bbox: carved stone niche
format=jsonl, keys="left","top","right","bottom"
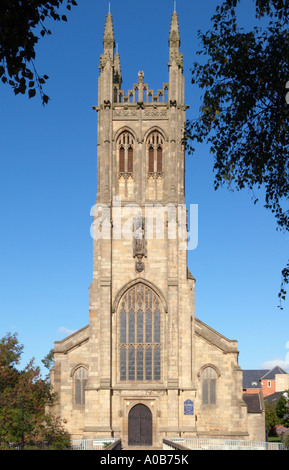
{"left": 133, "top": 215, "right": 147, "bottom": 273}
{"left": 133, "top": 215, "right": 147, "bottom": 259}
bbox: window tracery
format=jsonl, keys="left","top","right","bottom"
{"left": 117, "top": 131, "right": 134, "bottom": 178}
{"left": 202, "top": 366, "right": 217, "bottom": 405}
{"left": 73, "top": 366, "right": 88, "bottom": 405}
{"left": 147, "top": 131, "right": 164, "bottom": 178}
{"left": 118, "top": 283, "right": 162, "bottom": 382}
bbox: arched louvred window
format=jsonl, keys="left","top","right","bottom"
{"left": 157, "top": 146, "right": 162, "bottom": 172}
{"left": 128, "top": 146, "right": 133, "bottom": 173}
{"left": 147, "top": 131, "right": 164, "bottom": 176}
{"left": 118, "top": 283, "right": 162, "bottom": 382}
{"left": 74, "top": 367, "right": 88, "bottom": 405}
{"left": 119, "top": 147, "right": 125, "bottom": 173}
{"left": 114, "top": 87, "right": 118, "bottom": 103}
{"left": 202, "top": 366, "right": 217, "bottom": 405}
{"left": 148, "top": 146, "right": 154, "bottom": 173}
{"left": 117, "top": 131, "right": 135, "bottom": 177}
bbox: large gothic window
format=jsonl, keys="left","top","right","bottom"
{"left": 147, "top": 131, "right": 164, "bottom": 174}
{"left": 119, "top": 284, "right": 162, "bottom": 382}
{"left": 117, "top": 131, "right": 134, "bottom": 176}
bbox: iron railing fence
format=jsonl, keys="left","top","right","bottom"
{"left": 166, "top": 438, "right": 285, "bottom": 451}
{"left": 71, "top": 438, "right": 117, "bottom": 450}
{"left": 71, "top": 437, "right": 285, "bottom": 451}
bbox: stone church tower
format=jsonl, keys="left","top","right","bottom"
{"left": 51, "top": 10, "right": 265, "bottom": 446}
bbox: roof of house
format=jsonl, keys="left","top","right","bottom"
{"left": 260, "top": 366, "right": 288, "bottom": 380}
{"left": 264, "top": 392, "right": 285, "bottom": 402}
{"left": 243, "top": 367, "right": 288, "bottom": 389}
{"left": 243, "top": 393, "right": 263, "bottom": 413}
{"left": 243, "top": 370, "right": 269, "bottom": 389}
{"left": 275, "top": 425, "right": 289, "bottom": 435}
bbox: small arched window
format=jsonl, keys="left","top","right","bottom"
{"left": 147, "top": 131, "right": 164, "bottom": 175}
{"left": 202, "top": 366, "right": 217, "bottom": 405}
{"left": 74, "top": 367, "right": 88, "bottom": 405}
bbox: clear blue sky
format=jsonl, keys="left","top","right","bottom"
{"left": 0, "top": 0, "right": 288, "bottom": 376}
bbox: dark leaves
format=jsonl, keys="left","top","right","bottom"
{"left": 28, "top": 88, "right": 36, "bottom": 98}
{"left": 186, "top": 0, "right": 289, "bottom": 306}
{"left": 0, "top": 0, "right": 78, "bottom": 105}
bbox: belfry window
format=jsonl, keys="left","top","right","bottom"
{"left": 74, "top": 367, "right": 88, "bottom": 405}
{"left": 119, "top": 147, "right": 125, "bottom": 173}
{"left": 128, "top": 146, "right": 133, "bottom": 172}
{"left": 147, "top": 132, "right": 164, "bottom": 174}
{"left": 157, "top": 146, "right": 162, "bottom": 172}
{"left": 202, "top": 366, "right": 217, "bottom": 405}
{"left": 117, "top": 132, "right": 134, "bottom": 176}
{"left": 148, "top": 146, "right": 154, "bottom": 173}
{"left": 119, "top": 284, "right": 162, "bottom": 382}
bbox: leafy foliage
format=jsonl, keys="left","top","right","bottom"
{"left": 0, "top": 0, "right": 77, "bottom": 105}
{"left": 0, "top": 332, "right": 70, "bottom": 450}
{"left": 185, "top": 0, "right": 289, "bottom": 305}
{"left": 265, "top": 401, "right": 279, "bottom": 436}
{"left": 42, "top": 348, "right": 55, "bottom": 380}
{"left": 276, "top": 390, "right": 289, "bottom": 428}
{"left": 282, "top": 432, "right": 289, "bottom": 449}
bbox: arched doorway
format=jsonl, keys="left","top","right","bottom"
{"left": 128, "top": 404, "right": 152, "bottom": 446}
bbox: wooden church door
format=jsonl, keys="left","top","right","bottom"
{"left": 128, "top": 404, "right": 152, "bottom": 446}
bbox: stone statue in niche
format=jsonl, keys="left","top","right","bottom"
{"left": 133, "top": 215, "right": 147, "bottom": 272}
{"left": 133, "top": 215, "right": 147, "bottom": 258}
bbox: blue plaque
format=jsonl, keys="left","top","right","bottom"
{"left": 184, "top": 399, "right": 194, "bottom": 415}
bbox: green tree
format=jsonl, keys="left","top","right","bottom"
{"left": 265, "top": 401, "right": 279, "bottom": 436}
{"left": 276, "top": 391, "right": 289, "bottom": 428}
{"left": 42, "top": 348, "right": 55, "bottom": 381}
{"left": 185, "top": 0, "right": 289, "bottom": 306}
{"left": 0, "top": 332, "right": 70, "bottom": 450}
{"left": 282, "top": 432, "right": 289, "bottom": 449}
{"left": 0, "top": 0, "right": 77, "bottom": 105}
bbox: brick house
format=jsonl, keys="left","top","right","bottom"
{"left": 243, "top": 367, "right": 288, "bottom": 398}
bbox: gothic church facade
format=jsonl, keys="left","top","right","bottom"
{"left": 51, "top": 11, "right": 265, "bottom": 446}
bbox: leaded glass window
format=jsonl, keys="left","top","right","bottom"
{"left": 202, "top": 366, "right": 217, "bottom": 405}
{"left": 137, "top": 346, "right": 144, "bottom": 381}
{"left": 74, "top": 367, "right": 88, "bottom": 405}
{"left": 119, "top": 284, "right": 162, "bottom": 382}
{"left": 120, "top": 346, "right": 127, "bottom": 381}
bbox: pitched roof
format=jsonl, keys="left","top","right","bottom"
{"left": 260, "top": 366, "right": 288, "bottom": 380}
{"left": 243, "top": 393, "right": 263, "bottom": 413}
{"left": 243, "top": 367, "right": 288, "bottom": 389}
{"left": 243, "top": 370, "right": 269, "bottom": 389}
{"left": 264, "top": 392, "right": 285, "bottom": 402}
